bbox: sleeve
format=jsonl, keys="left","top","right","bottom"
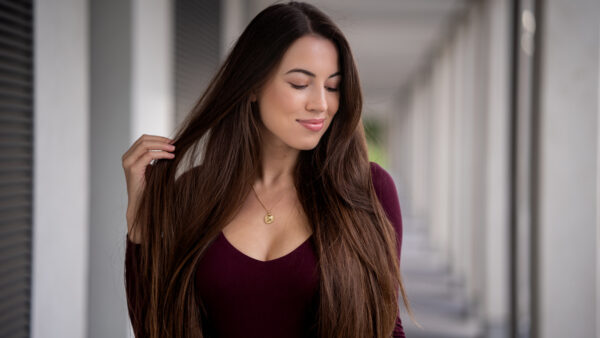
{"left": 369, "top": 162, "right": 406, "bottom": 338}
{"left": 124, "top": 165, "right": 199, "bottom": 337}
{"left": 125, "top": 235, "right": 147, "bottom": 337}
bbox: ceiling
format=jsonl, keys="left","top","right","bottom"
{"left": 248, "top": 0, "right": 470, "bottom": 117}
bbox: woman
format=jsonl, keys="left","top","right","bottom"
{"left": 122, "top": 2, "right": 416, "bottom": 337}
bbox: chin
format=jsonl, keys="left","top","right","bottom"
{"left": 285, "top": 137, "right": 319, "bottom": 151}
{"left": 296, "top": 139, "right": 321, "bottom": 150}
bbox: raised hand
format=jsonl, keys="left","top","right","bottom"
{"left": 121, "top": 134, "right": 175, "bottom": 243}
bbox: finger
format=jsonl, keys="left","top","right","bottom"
{"left": 124, "top": 141, "right": 176, "bottom": 167}
{"left": 141, "top": 134, "right": 173, "bottom": 143}
{"left": 123, "top": 135, "right": 174, "bottom": 160}
{"left": 130, "top": 135, "right": 173, "bottom": 156}
{"left": 130, "top": 150, "right": 176, "bottom": 170}
{"left": 123, "top": 143, "right": 175, "bottom": 167}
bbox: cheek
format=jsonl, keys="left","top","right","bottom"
{"left": 327, "top": 96, "right": 340, "bottom": 116}
{"left": 258, "top": 84, "right": 304, "bottom": 136}
{"left": 264, "top": 83, "right": 302, "bottom": 113}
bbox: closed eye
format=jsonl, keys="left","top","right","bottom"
{"left": 289, "top": 83, "right": 339, "bottom": 92}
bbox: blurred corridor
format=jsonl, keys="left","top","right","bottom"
{"left": 1, "top": 0, "right": 599, "bottom": 337}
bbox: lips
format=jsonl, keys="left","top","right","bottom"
{"left": 297, "top": 118, "right": 325, "bottom": 132}
{"left": 297, "top": 118, "right": 325, "bottom": 124}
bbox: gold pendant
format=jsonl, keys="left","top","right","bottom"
{"left": 264, "top": 211, "right": 274, "bottom": 224}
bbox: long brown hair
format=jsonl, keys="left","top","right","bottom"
{"left": 127, "top": 1, "right": 416, "bottom": 337}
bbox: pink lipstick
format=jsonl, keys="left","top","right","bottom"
{"left": 297, "top": 118, "right": 325, "bottom": 132}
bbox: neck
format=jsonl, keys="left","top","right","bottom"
{"left": 256, "top": 133, "right": 298, "bottom": 190}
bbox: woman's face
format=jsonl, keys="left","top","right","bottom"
{"left": 252, "top": 34, "right": 341, "bottom": 151}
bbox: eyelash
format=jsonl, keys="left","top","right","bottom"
{"left": 290, "top": 84, "right": 339, "bottom": 92}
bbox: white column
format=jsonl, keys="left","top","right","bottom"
{"left": 32, "top": 1, "right": 90, "bottom": 337}
{"left": 131, "top": 0, "right": 175, "bottom": 142}
{"left": 88, "top": 0, "right": 175, "bottom": 337}
{"left": 469, "top": 1, "right": 489, "bottom": 319}
{"left": 597, "top": 18, "right": 600, "bottom": 338}
{"left": 483, "top": 0, "right": 511, "bottom": 336}
{"left": 412, "top": 73, "right": 432, "bottom": 227}
{"left": 88, "top": 0, "right": 133, "bottom": 337}
{"left": 449, "top": 21, "right": 466, "bottom": 294}
{"left": 406, "top": 84, "right": 419, "bottom": 218}
{"left": 461, "top": 4, "right": 478, "bottom": 312}
{"left": 429, "top": 41, "right": 452, "bottom": 264}
{"left": 538, "top": 0, "right": 600, "bottom": 337}
{"left": 221, "top": 0, "right": 247, "bottom": 59}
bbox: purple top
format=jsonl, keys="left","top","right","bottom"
{"left": 125, "top": 161, "right": 405, "bottom": 337}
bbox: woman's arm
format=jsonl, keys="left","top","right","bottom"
{"left": 369, "top": 161, "right": 406, "bottom": 338}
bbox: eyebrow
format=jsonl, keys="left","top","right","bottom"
{"left": 285, "top": 68, "right": 341, "bottom": 78}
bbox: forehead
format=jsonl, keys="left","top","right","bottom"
{"left": 278, "top": 35, "right": 339, "bottom": 76}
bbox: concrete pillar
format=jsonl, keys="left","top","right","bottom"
{"left": 483, "top": 0, "right": 511, "bottom": 336}
{"left": 461, "top": 4, "right": 478, "bottom": 313}
{"left": 221, "top": 0, "right": 247, "bottom": 59}
{"left": 469, "top": 1, "right": 490, "bottom": 320}
{"left": 131, "top": 0, "right": 174, "bottom": 141}
{"left": 32, "top": 1, "right": 90, "bottom": 337}
{"left": 88, "top": 0, "right": 174, "bottom": 337}
{"left": 449, "top": 21, "right": 466, "bottom": 298}
{"left": 411, "top": 74, "right": 432, "bottom": 228}
{"left": 392, "top": 1, "right": 512, "bottom": 335}
{"left": 429, "top": 41, "right": 452, "bottom": 266}
{"left": 537, "top": 0, "right": 600, "bottom": 337}
{"left": 88, "top": 0, "right": 133, "bottom": 337}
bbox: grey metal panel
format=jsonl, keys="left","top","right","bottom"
{"left": 174, "top": 0, "right": 221, "bottom": 125}
{"left": 0, "top": 0, "right": 33, "bottom": 337}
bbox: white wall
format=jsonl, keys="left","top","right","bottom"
{"left": 32, "top": 0, "right": 90, "bottom": 337}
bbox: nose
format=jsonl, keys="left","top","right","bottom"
{"left": 306, "top": 87, "right": 327, "bottom": 113}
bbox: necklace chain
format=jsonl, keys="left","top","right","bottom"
{"left": 250, "top": 183, "right": 296, "bottom": 224}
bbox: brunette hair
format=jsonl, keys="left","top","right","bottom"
{"left": 127, "top": 1, "right": 416, "bottom": 337}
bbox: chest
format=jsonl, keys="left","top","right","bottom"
{"left": 221, "top": 190, "right": 313, "bottom": 262}
{"left": 195, "top": 228, "right": 320, "bottom": 337}
{"left": 193, "top": 188, "right": 320, "bottom": 335}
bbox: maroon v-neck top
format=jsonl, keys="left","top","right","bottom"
{"left": 125, "top": 161, "right": 406, "bottom": 337}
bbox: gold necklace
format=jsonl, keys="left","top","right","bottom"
{"left": 250, "top": 183, "right": 296, "bottom": 224}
